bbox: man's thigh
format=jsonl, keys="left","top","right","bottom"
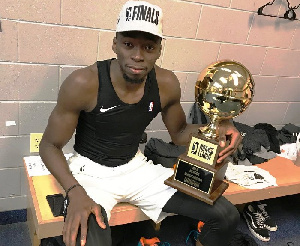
{"left": 162, "top": 191, "right": 236, "bottom": 222}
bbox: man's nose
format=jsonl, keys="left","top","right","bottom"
{"left": 131, "top": 47, "right": 144, "bottom": 61}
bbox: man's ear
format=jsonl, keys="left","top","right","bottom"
{"left": 112, "top": 37, "right": 117, "bottom": 54}
{"left": 158, "top": 44, "right": 162, "bottom": 58}
{"left": 155, "top": 43, "right": 162, "bottom": 60}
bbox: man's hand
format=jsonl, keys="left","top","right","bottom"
{"left": 63, "top": 187, "right": 106, "bottom": 246}
{"left": 217, "top": 120, "right": 242, "bottom": 163}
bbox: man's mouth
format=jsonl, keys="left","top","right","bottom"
{"left": 127, "top": 65, "right": 146, "bottom": 74}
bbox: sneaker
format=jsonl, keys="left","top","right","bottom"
{"left": 243, "top": 204, "right": 270, "bottom": 242}
{"left": 256, "top": 202, "right": 278, "bottom": 231}
{"left": 137, "top": 237, "right": 170, "bottom": 246}
{"left": 185, "top": 221, "right": 205, "bottom": 244}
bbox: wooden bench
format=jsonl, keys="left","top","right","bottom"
{"left": 223, "top": 156, "right": 300, "bottom": 204}
{"left": 24, "top": 160, "right": 150, "bottom": 246}
{"left": 24, "top": 156, "right": 300, "bottom": 246}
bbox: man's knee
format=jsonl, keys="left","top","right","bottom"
{"left": 229, "top": 204, "right": 240, "bottom": 228}
{"left": 219, "top": 203, "right": 240, "bottom": 237}
{"left": 210, "top": 198, "right": 240, "bottom": 231}
{"left": 199, "top": 202, "right": 240, "bottom": 245}
{"left": 76, "top": 211, "right": 112, "bottom": 246}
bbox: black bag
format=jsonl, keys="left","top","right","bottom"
{"left": 144, "top": 103, "right": 207, "bottom": 168}
{"left": 46, "top": 193, "right": 65, "bottom": 217}
{"left": 144, "top": 138, "right": 186, "bottom": 168}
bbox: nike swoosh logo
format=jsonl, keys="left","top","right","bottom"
{"left": 99, "top": 105, "right": 118, "bottom": 113}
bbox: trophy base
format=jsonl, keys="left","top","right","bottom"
{"left": 164, "top": 176, "right": 229, "bottom": 205}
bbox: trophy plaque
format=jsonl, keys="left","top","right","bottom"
{"left": 165, "top": 60, "right": 255, "bottom": 205}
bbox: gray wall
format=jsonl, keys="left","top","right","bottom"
{"left": 0, "top": 0, "right": 299, "bottom": 212}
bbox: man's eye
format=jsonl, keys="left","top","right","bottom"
{"left": 124, "top": 42, "right": 133, "bottom": 47}
{"left": 145, "top": 45, "right": 154, "bottom": 51}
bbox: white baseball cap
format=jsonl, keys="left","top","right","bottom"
{"left": 116, "top": 1, "right": 163, "bottom": 38}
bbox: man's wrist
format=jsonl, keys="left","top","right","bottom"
{"left": 65, "top": 183, "right": 82, "bottom": 197}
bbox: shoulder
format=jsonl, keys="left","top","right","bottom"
{"left": 155, "top": 65, "right": 179, "bottom": 86}
{"left": 154, "top": 65, "right": 181, "bottom": 108}
{"left": 63, "top": 63, "right": 98, "bottom": 90}
{"left": 58, "top": 62, "right": 98, "bottom": 111}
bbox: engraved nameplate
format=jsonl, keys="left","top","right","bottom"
{"left": 174, "top": 159, "right": 214, "bottom": 194}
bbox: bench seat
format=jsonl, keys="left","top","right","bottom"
{"left": 223, "top": 156, "right": 300, "bottom": 204}
{"left": 24, "top": 156, "right": 300, "bottom": 246}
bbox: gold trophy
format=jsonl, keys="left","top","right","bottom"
{"left": 165, "top": 60, "right": 255, "bottom": 205}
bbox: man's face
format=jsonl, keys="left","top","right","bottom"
{"left": 113, "top": 31, "right": 162, "bottom": 84}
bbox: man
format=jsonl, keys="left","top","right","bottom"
{"left": 39, "top": 1, "right": 242, "bottom": 246}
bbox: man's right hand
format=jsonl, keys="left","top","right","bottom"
{"left": 62, "top": 187, "right": 106, "bottom": 246}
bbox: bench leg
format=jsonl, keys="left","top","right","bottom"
{"left": 32, "top": 231, "right": 41, "bottom": 246}
{"left": 27, "top": 208, "right": 41, "bottom": 246}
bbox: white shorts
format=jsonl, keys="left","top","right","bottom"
{"left": 68, "top": 150, "right": 177, "bottom": 223}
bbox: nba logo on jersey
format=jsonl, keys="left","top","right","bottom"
{"left": 148, "top": 101, "right": 154, "bottom": 112}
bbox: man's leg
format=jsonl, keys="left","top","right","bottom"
{"left": 162, "top": 191, "right": 240, "bottom": 246}
{"left": 76, "top": 209, "right": 112, "bottom": 246}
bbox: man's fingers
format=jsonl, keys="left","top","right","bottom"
{"left": 217, "top": 125, "right": 227, "bottom": 148}
{"left": 218, "top": 137, "right": 226, "bottom": 148}
{"left": 218, "top": 121, "right": 242, "bottom": 154}
{"left": 80, "top": 219, "right": 88, "bottom": 246}
{"left": 93, "top": 206, "right": 106, "bottom": 229}
{"left": 70, "top": 222, "right": 80, "bottom": 246}
{"left": 63, "top": 214, "right": 72, "bottom": 246}
{"left": 63, "top": 214, "right": 80, "bottom": 246}
{"left": 218, "top": 133, "right": 242, "bottom": 163}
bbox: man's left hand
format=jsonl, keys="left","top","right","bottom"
{"left": 217, "top": 120, "right": 242, "bottom": 163}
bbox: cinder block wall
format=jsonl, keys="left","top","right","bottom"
{"left": 0, "top": 0, "right": 299, "bottom": 212}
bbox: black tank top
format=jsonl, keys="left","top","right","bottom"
{"left": 73, "top": 59, "right": 162, "bottom": 167}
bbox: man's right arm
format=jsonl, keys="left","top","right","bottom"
{"left": 39, "top": 66, "right": 106, "bottom": 246}
{"left": 39, "top": 68, "right": 92, "bottom": 191}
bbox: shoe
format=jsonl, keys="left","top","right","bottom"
{"left": 243, "top": 204, "right": 270, "bottom": 242}
{"left": 256, "top": 202, "right": 278, "bottom": 231}
{"left": 137, "top": 237, "right": 170, "bottom": 246}
{"left": 185, "top": 221, "right": 205, "bottom": 244}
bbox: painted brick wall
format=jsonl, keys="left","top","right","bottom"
{"left": 0, "top": 0, "right": 299, "bottom": 212}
